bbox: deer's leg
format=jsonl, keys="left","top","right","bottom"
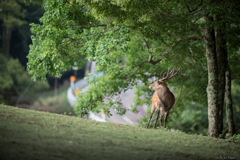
{"left": 159, "top": 112, "right": 163, "bottom": 127}
{"left": 146, "top": 104, "right": 155, "bottom": 128}
{"left": 164, "top": 112, "right": 169, "bottom": 128}
{"left": 153, "top": 108, "right": 160, "bottom": 129}
{"left": 146, "top": 111, "right": 154, "bottom": 128}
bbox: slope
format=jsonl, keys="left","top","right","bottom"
{"left": 0, "top": 105, "right": 239, "bottom": 160}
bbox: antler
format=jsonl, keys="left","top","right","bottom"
{"left": 159, "top": 67, "right": 181, "bottom": 81}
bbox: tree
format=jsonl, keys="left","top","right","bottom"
{"left": 9, "top": 2, "right": 45, "bottom": 67}
{"left": 25, "top": 0, "right": 240, "bottom": 137}
{"left": 0, "top": 54, "right": 49, "bottom": 105}
{"left": 0, "top": 0, "right": 26, "bottom": 56}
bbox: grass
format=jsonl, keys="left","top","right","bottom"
{"left": 0, "top": 105, "right": 239, "bottom": 160}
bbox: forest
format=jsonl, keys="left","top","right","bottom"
{"left": 1, "top": 0, "right": 240, "bottom": 138}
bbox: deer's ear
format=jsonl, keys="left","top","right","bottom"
{"left": 157, "top": 81, "right": 161, "bottom": 84}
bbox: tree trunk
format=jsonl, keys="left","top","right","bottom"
{"left": 54, "top": 77, "right": 58, "bottom": 97}
{"left": 84, "top": 61, "right": 91, "bottom": 77}
{"left": 225, "top": 65, "right": 235, "bottom": 136}
{"left": 2, "top": 26, "right": 12, "bottom": 56}
{"left": 215, "top": 21, "right": 227, "bottom": 134}
{"left": 204, "top": 16, "right": 219, "bottom": 137}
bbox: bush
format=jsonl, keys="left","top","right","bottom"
{"left": 0, "top": 54, "right": 49, "bottom": 105}
{"left": 138, "top": 102, "right": 208, "bottom": 135}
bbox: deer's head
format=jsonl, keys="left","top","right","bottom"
{"left": 149, "top": 80, "right": 167, "bottom": 90}
{"left": 149, "top": 67, "right": 181, "bottom": 91}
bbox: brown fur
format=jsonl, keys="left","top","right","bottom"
{"left": 146, "top": 80, "right": 175, "bottom": 128}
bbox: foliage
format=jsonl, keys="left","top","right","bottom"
{"left": 9, "top": 2, "right": 45, "bottom": 67}
{"left": 227, "top": 134, "right": 240, "bottom": 142}
{"left": 139, "top": 81, "right": 240, "bottom": 136}
{"left": 0, "top": 55, "right": 13, "bottom": 90}
{"left": 138, "top": 102, "right": 208, "bottom": 135}
{"left": 0, "top": 0, "right": 28, "bottom": 56}
{"left": 0, "top": 0, "right": 26, "bottom": 28}
{"left": 24, "top": 0, "right": 207, "bottom": 117}
{"left": 0, "top": 54, "right": 49, "bottom": 105}
{"left": 1, "top": 104, "right": 240, "bottom": 160}
{"left": 168, "top": 103, "right": 208, "bottom": 135}
{"left": 27, "top": 1, "right": 94, "bottom": 79}
{"left": 46, "top": 68, "right": 85, "bottom": 88}
{"left": 24, "top": 0, "right": 240, "bottom": 134}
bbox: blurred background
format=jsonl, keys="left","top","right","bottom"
{"left": 0, "top": 0, "right": 239, "bottom": 136}
{"left": 0, "top": 1, "right": 85, "bottom": 115}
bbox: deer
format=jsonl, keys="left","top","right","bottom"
{"left": 146, "top": 67, "right": 180, "bottom": 129}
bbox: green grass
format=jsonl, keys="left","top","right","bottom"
{"left": 0, "top": 105, "right": 239, "bottom": 160}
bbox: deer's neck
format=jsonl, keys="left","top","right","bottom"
{"left": 156, "top": 86, "right": 170, "bottom": 101}
{"left": 158, "top": 85, "right": 169, "bottom": 94}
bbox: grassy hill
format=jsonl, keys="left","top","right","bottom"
{"left": 0, "top": 105, "right": 239, "bottom": 160}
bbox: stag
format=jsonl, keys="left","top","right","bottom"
{"left": 146, "top": 67, "right": 180, "bottom": 129}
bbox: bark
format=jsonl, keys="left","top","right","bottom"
{"left": 84, "top": 61, "right": 91, "bottom": 77}
{"left": 215, "top": 20, "right": 227, "bottom": 134}
{"left": 204, "top": 15, "right": 219, "bottom": 137}
{"left": 225, "top": 65, "right": 235, "bottom": 136}
{"left": 54, "top": 77, "right": 58, "bottom": 97}
{"left": 2, "top": 26, "right": 12, "bottom": 56}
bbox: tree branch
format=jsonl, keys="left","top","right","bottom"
{"left": 187, "top": 34, "right": 203, "bottom": 41}
{"left": 186, "top": 0, "right": 203, "bottom": 13}
{"left": 67, "top": 24, "right": 108, "bottom": 28}
{"left": 69, "top": 3, "right": 90, "bottom": 26}
{"left": 140, "top": 57, "right": 163, "bottom": 65}
{"left": 54, "top": 19, "right": 86, "bottom": 27}
{"left": 192, "top": 14, "right": 204, "bottom": 25}
{"left": 131, "top": 31, "right": 152, "bottom": 55}
{"left": 136, "top": 72, "right": 149, "bottom": 78}
{"left": 172, "top": 82, "right": 184, "bottom": 110}
{"left": 163, "top": 0, "right": 170, "bottom": 5}
{"left": 137, "top": 34, "right": 202, "bottom": 67}
{"left": 131, "top": 31, "right": 163, "bottom": 65}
